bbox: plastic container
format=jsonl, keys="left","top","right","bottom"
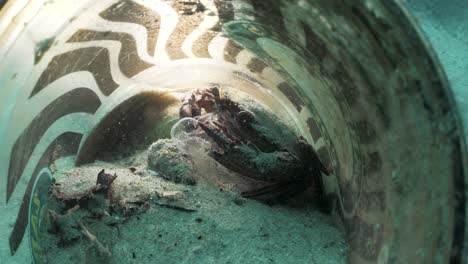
{"left": 0, "top": 0, "right": 466, "bottom": 263}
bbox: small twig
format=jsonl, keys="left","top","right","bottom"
{"left": 79, "top": 222, "right": 112, "bottom": 257}
{"left": 157, "top": 191, "right": 183, "bottom": 201}
{"left": 154, "top": 202, "right": 197, "bottom": 213}
{"left": 49, "top": 205, "right": 80, "bottom": 223}
{"left": 51, "top": 187, "right": 97, "bottom": 202}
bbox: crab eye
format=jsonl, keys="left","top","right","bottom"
{"left": 237, "top": 110, "right": 255, "bottom": 124}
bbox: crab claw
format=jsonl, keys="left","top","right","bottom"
{"left": 198, "top": 121, "right": 233, "bottom": 150}
{"left": 295, "top": 137, "right": 330, "bottom": 175}
{"left": 199, "top": 120, "right": 305, "bottom": 184}
{"left": 198, "top": 121, "right": 262, "bottom": 176}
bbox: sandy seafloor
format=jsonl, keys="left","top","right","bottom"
{"left": 43, "top": 150, "right": 348, "bottom": 264}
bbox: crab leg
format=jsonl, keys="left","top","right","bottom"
{"left": 198, "top": 120, "right": 304, "bottom": 183}
{"left": 295, "top": 137, "right": 331, "bottom": 175}
{"left": 180, "top": 94, "right": 201, "bottom": 118}
{"left": 241, "top": 180, "right": 307, "bottom": 204}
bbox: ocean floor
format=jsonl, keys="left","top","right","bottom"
{"left": 42, "top": 151, "right": 347, "bottom": 264}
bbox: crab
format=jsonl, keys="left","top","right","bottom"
{"left": 179, "top": 86, "right": 330, "bottom": 205}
